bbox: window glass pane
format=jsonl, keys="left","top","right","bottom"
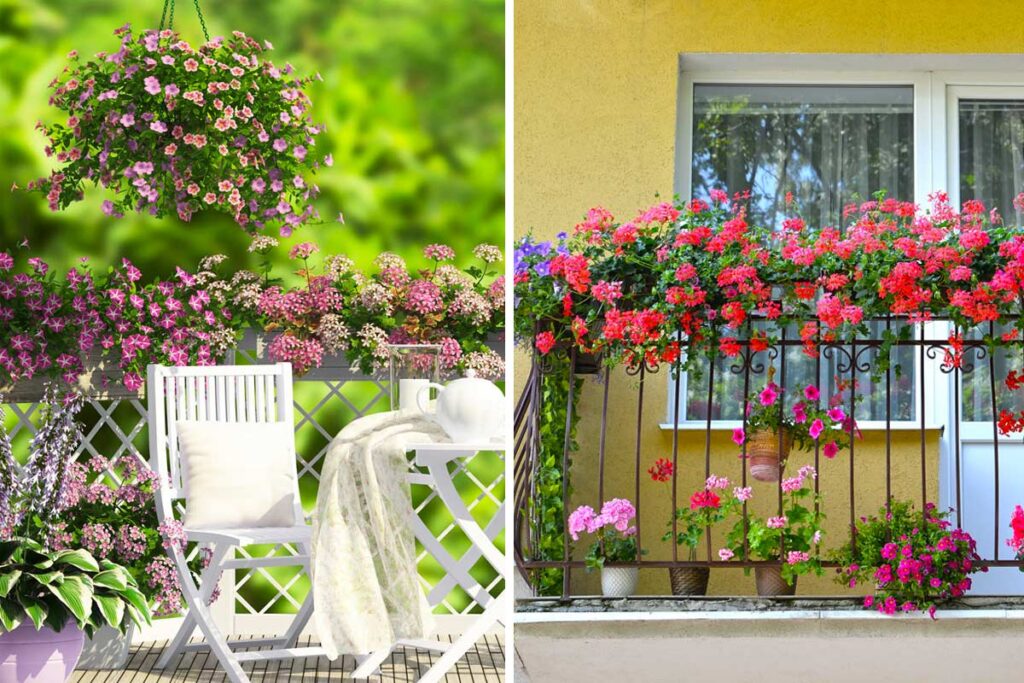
{"left": 692, "top": 84, "right": 914, "bottom": 229}
{"left": 961, "top": 324, "right": 1024, "bottom": 423}
{"left": 823, "top": 320, "right": 916, "bottom": 423}
{"left": 683, "top": 84, "right": 916, "bottom": 422}
{"left": 959, "top": 99, "right": 1024, "bottom": 223}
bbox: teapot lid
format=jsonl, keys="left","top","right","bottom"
{"left": 464, "top": 369, "right": 478, "bottom": 379}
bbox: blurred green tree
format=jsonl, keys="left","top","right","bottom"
{"left": 0, "top": 0, "right": 504, "bottom": 279}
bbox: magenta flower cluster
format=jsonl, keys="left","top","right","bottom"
{"left": 31, "top": 25, "right": 329, "bottom": 236}
{"left": 838, "top": 501, "right": 984, "bottom": 618}
{"left": 0, "top": 248, "right": 246, "bottom": 391}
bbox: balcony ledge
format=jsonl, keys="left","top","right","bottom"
{"left": 516, "top": 595, "right": 1024, "bottom": 621}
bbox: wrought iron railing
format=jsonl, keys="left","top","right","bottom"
{"left": 514, "top": 317, "right": 1024, "bottom": 598}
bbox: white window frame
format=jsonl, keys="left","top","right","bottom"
{"left": 667, "top": 62, "right": 1024, "bottom": 433}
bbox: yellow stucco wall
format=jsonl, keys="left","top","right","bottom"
{"left": 510, "top": 0, "right": 1005, "bottom": 595}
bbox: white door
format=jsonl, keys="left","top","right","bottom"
{"left": 947, "top": 85, "right": 1024, "bottom": 594}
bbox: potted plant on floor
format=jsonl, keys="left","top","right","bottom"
{"left": 723, "top": 465, "right": 824, "bottom": 596}
{"left": 0, "top": 391, "right": 151, "bottom": 682}
{"left": 568, "top": 498, "right": 641, "bottom": 597}
{"left": 48, "top": 452, "right": 212, "bottom": 669}
{"left": 833, "top": 500, "right": 984, "bottom": 617}
{"left": 648, "top": 461, "right": 750, "bottom": 595}
{"left": 736, "top": 378, "right": 858, "bottom": 482}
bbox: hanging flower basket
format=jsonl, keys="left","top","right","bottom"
{"left": 32, "top": 23, "right": 329, "bottom": 236}
{"left": 747, "top": 428, "right": 793, "bottom": 482}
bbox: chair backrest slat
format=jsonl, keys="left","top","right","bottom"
{"left": 147, "top": 363, "right": 300, "bottom": 526}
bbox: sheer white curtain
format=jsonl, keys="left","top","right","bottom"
{"left": 691, "top": 84, "right": 914, "bottom": 230}
{"left": 684, "top": 84, "right": 916, "bottom": 421}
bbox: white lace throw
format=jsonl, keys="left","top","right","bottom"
{"left": 311, "top": 411, "right": 447, "bottom": 658}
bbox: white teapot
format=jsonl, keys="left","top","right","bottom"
{"left": 416, "top": 371, "right": 505, "bottom": 442}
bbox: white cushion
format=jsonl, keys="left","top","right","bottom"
{"left": 176, "top": 421, "right": 299, "bottom": 529}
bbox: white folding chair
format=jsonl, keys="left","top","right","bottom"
{"left": 147, "top": 363, "right": 324, "bottom": 682}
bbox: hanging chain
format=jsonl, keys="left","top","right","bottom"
{"left": 158, "top": 0, "right": 209, "bottom": 42}
{"left": 193, "top": 0, "right": 210, "bottom": 42}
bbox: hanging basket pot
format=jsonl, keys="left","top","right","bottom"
{"left": 31, "top": 21, "right": 328, "bottom": 236}
{"left": 754, "top": 565, "right": 796, "bottom": 597}
{"left": 747, "top": 428, "right": 793, "bottom": 482}
{"left": 668, "top": 566, "right": 710, "bottom": 596}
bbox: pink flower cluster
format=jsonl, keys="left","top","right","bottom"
{"left": 567, "top": 498, "right": 637, "bottom": 541}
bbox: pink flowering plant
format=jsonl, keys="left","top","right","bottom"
{"left": 648, "top": 460, "right": 749, "bottom": 560}
{"left": 343, "top": 244, "right": 505, "bottom": 379}
{"left": 44, "top": 453, "right": 215, "bottom": 617}
{"left": 739, "top": 381, "right": 861, "bottom": 455}
{"left": 567, "top": 498, "right": 641, "bottom": 570}
{"left": 0, "top": 391, "right": 152, "bottom": 635}
{"left": 724, "top": 464, "right": 825, "bottom": 584}
{"left": 833, "top": 500, "right": 983, "bottom": 617}
{"left": 254, "top": 241, "right": 358, "bottom": 376}
{"left": 32, "top": 25, "right": 329, "bottom": 235}
{"left": 0, "top": 247, "right": 250, "bottom": 393}
{"left": 1009, "top": 504, "right": 1024, "bottom": 567}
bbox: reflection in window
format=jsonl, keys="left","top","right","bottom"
{"left": 692, "top": 84, "right": 914, "bottom": 230}
{"left": 959, "top": 99, "right": 1024, "bottom": 224}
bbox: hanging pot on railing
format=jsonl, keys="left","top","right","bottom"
{"left": 754, "top": 565, "right": 796, "bottom": 597}
{"left": 668, "top": 567, "right": 710, "bottom": 596}
{"left": 600, "top": 566, "right": 638, "bottom": 597}
{"left": 747, "top": 428, "right": 793, "bottom": 482}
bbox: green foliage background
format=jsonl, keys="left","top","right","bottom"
{"left": 0, "top": 0, "right": 504, "bottom": 277}
{"left": 1, "top": 0, "right": 505, "bottom": 615}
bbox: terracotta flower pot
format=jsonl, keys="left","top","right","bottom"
{"left": 600, "top": 567, "right": 638, "bottom": 597}
{"left": 0, "top": 621, "right": 85, "bottom": 683}
{"left": 668, "top": 567, "right": 710, "bottom": 596}
{"left": 747, "top": 428, "right": 793, "bottom": 482}
{"left": 754, "top": 566, "right": 796, "bottom": 597}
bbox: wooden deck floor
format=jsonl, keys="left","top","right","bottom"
{"left": 71, "top": 634, "right": 505, "bottom": 682}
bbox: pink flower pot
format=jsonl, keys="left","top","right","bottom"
{"left": 0, "top": 621, "right": 85, "bottom": 683}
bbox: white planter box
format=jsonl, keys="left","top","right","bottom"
{"left": 78, "top": 623, "right": 135, "bottom": 670}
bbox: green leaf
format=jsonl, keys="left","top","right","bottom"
{"left": 27, "top": 571, "right": 63, "bottom": 586}
{"left": 119, "top": 587, "right": 151, "bottom": 625}
{"left": 53, "top": 549, "right": 100, "bottom": 573}
{"left": 0, "top": 597, "right": 22, "bottom": 632}
{"left": 46, "top": 575, "right": 93, "bottom": 623}
{"left": 0, "top": 570, "right": 21, "bottom": 598}
{"left": 92, "top": 570, "right": 128, "bottom": 592}
{"left": 21, "top": 596, "right": 47, "bottom": 629}
{"left": 93, "top": 594, "right": 125, "bottom": 630}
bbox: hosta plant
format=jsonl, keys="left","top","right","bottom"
{"left": 0, "top": 538, "right": 150, "bottom": 636}
{"left": 834, "top": 500, "right": 984, "bottom": 617}
{"left": 33, "top": 25, "right": 329, "bottom": 236}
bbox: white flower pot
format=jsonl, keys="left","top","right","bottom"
{"left": 78, "top": 623, "right": 134, "bottom": 670}
{"left": 600, "top": 567, "right": 638, "bottom": 598}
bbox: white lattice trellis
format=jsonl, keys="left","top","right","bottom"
{"left": 1, "top": 345, "right": 505, "bottom": 630}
